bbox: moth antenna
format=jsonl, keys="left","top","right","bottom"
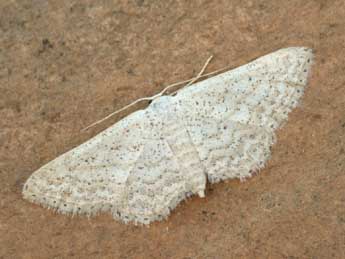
{"left": 81, "top": 55, "right": 216, "bottom": 131}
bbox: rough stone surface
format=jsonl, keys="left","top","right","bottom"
{"left": 1, "top": 0, "right": 344, "bottom": 258}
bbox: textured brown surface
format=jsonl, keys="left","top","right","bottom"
{"left": 1, "top": 0, "right": 345, "bottom": 258}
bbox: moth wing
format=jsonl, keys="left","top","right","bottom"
{"left": 116, "top": 138, "right": 186, "bottom": 224}
{"left": 173, "top": 47, "right": 313, "bottom": 182}
{"left": 117, "top": 96, "right": 207, "bottom": 224}
{"left": 23, "top": 109, "right": 155, "bottom": 216}
{"left": 23, "top": 97, "right": 206, "bottom": 224}
{"left": 178, "top": 116, "right": 275, "bottom": 182}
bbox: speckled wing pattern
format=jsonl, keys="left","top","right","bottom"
{"left": 23, "top": 47, "right": 313, "bottom": 224}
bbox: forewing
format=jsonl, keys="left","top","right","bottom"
{"left": 175, "top": 47, "right": 313, "bottom": 129}
{"left": 23, "top": 109, "right": 153, "bottom": 216}
{"left": 173, "top": 47, "right": 313, "bottom": 182}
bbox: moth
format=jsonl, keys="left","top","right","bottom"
{"left": 23, "top": 47, "right": 313, "bottom": 224}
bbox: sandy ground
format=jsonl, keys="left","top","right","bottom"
{"left": 1, "top": 0, "right": 345, "bottom": 258}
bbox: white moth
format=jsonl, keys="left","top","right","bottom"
{"left": 23, "top": 47, "right": 313, "bottom": 224}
